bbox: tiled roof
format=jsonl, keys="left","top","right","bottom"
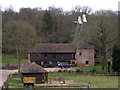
{"left": 28, "top": 43, "right": 76, "bottom": 53}
{"left": 21, "top": 62, "right": 48, "bottom": 73}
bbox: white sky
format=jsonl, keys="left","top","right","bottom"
{"left": 0, "top": 0, "right": 119, "bottom": 12}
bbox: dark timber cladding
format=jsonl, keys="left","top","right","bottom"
{"left": 21, "top": 62, "right": 48, "bottom": 83}
{"left": 28, "top": 43, "right": 76, "bottom": 64}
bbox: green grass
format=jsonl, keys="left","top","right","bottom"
{"left": 74, "top": 65, "right": 113, "bottom": 72}
{"left": 9, "top": 79, "right": 22, "bottom": 84}
{"left": 9, "top": 72, "right": 118, "bottom": 88}
{"left": 2, "top": 54, "right": 28, "bottom": 64}
{"left": 9, "top": 74, "right": 22, "bottom": 88}
{"left": 48, "top": 72, "right": 118, "bottom": 88}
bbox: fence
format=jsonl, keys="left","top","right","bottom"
{"left": 71, "top": 70, "right": 120, "bottom": 76}
{"left": 77, "top": 81, "right": 91, "bottom": 89}
{"left": 47, "top": 77, "right": 91, "bottom": 89}
{"left": 48, "top": 76, "right": 65, "bottom": 84}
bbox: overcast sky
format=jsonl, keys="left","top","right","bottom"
{"left": 0, "top": 0, "right": 119, "bottom": 12}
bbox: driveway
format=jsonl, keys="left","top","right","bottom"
{"left": 0, "top": 67, "right": 76, "bottom": 88}
{"left": 44, "top": 68, "right": 76, "bottom": 72}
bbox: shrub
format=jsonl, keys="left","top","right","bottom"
{"left": 68, "top": 70, "right": 71, "bottom": 73}
{"left": 46, "top": 64, "right": 56, "bottom": 68}
{"left": 58, "top": 70, "right": 61, "bottom": 72}
{"left": 112, "top": 44, "right": 120, "bottom": 72}
{"left": 63, "top": 70, "right": 66, "bottom": 72}
{"left": 76, "top": 69, "right": 80, "bottom": 72}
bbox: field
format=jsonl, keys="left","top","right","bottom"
{"left": 9, "top": 72, "right": 118, "bottom": 89}
{"left": 2, "top": 54, "right": 28, "bottom": 64}
{"left": 49, "top": 72, "right": 118, "bottom": 88}
{"left": 74, "top": 65, "right": 113, "bottom": 72}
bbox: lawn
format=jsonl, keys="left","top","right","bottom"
{"left": 2, "top": 54, "right": 28, "bottom": 64}
{"left": 9, "top": 72, "right": 118, "bottom": 89}
{"left": 74, "top": 65, "right": 113, "bottom": 72}
{"left": 48, "top": 72, "right": 118, "bottom": 88}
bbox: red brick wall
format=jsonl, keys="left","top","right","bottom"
{"left": 76, "top": 49, "right": 94, "bottom": 66}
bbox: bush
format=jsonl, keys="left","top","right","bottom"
{"left": 63, "top": 70, "right": 66, "bottom": 72}
{"left": 41, "top": 64, "right": 56, "bottom": 68}
{"left": 58, "top": 70, "right": 61, "bottom": 72}
{"left": 68, "top": 70, "right": 71, "bottom": 73}
{"left": 46, "top": 64, "right": 56, "bottom": 68}
{"left": 90, "top": 68, "right": 96, "bottom": 73}
{"left": 76, "top": 69, "right": 80, "bottom": 72}
{"left": 112, "top": 45, "right": 120, "bottom": 72}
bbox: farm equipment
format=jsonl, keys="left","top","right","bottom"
{"left": 23, "top": 77, "right": 36, "bottom": 86}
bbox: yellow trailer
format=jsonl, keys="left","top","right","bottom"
{"left": 23, "top": 77, "right": 36, "bottom": 86}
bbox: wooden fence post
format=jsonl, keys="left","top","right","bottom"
{"left": 88, "top": 82, "right": 91, "bottom": 90}
{"left": 50, "top": 78, "right": 51, "bottom": 84}
{"left": 78, "top": 81, "right": 80, "bottom": 89}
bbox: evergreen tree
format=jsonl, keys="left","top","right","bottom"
{"left": 42, "top": 11, "right": 54, "bottom": 42}
{"left": 112, "top": 44, "right": 120, "bottom": 72}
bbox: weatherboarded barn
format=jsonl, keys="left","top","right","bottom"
{"left": 28, "top": 43, "right": 76, "bottom": 65}
{"left": 21, "top": 62, "right": 48, "bottom": 83}
{"left": 27, "top": 43, "right": 94, "bottom": 66}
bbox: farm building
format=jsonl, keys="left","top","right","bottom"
{"left": 21, "top": 62, "right": 48, "bottom": 83}
{"left": 76, "top": 45, "right": 94, "bottom": 66}
{"left": 28, "top": 43, "right": 76, "bottom": 65}
{"left": 27, "top": 43, "right": 94, "bottom": 66}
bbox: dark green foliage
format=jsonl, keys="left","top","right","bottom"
{"left": 76, "top": 69, "right": 80, "bottom": 72}
{"left": 46, "top": 64, "right": 56, "bottom": 68}
{"left": 42, "top": 11, "right": 54, "bottom": 34}
{"left": 58, "top": 70, "right": 61, "bottom": 72}
{"left": 112, "top": 45, "right": 120, "bottom": 72}
{"left": 40, "top": 64, "right": 56, "bottom": 68}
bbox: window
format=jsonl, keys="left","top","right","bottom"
{"left": 73, "top": 54, "right": 76, "bottom": 60}
{"left": 45, "top": 54, "right": 47, "bottom": 58}
{"left": 44, "top": 61, "right": 49, "bottom": 64}
{"left": 79, "top": 52, "right": 82, "bottom": 56}
{"left": 52, "top": 61, "right": 57, "bottom": 65}
{"left": 61, "top": 54, "right": 64, "bottom": 58}
{"left": 86, "top": 61, "right": 89, "bottom": 64}
{"left": 36, "top": 54, "right": 39, "bottom": 56}
{"left": 72, "top": 62, "right": 75, "bottom": 64}
{"left": 35, "top": 61, "right": 41, "bottom": 65}
{"left": 53, "top": 54, "right": 56, "bottom": 58}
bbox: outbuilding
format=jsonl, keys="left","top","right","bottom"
{"left": 21, "top": 62, "right": 48, "bottom": 83}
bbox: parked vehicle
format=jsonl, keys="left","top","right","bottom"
{"left": 58, "top": 62, "right": 73, "bottom": 68}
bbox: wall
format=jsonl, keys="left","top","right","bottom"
{"left": 29, "top": 53, "right": 75, "bottom": 64}
{"left": 76, "top": 49, "right": 94, "bottom": 66}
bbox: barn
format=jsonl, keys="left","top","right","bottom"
{"left": 21, "top": 62, "right": 48, "bottom": 83}
{"left": 27, "top": 43, "right": 94, "bottom": 66}
{"left": 28, "top": 43, "right": 76, "bottom": 65}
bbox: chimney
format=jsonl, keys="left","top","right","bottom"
{"left": 82, "top": 14, "right": 87, "bottom": 23}
{"left": 78, "top": 16, "right": 82, "bottom": 24}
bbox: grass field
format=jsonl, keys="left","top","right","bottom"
{"left": 74, "top": 65, "right": 113, "bottom": 72}
{"left": 2, "top": 54, "right": 28, "bottom": 64}
{"left": 9, "top": 72, "right": 118, "bottom": 88}
{"left": 48, "top": 72, "right": 118, "bottom": 88}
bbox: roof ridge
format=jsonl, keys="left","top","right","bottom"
{"left": 33, "top": 62, "right": 48, "bottom": 72}
{"left": 21, "top": 62, "right": 48, "bottom": 73}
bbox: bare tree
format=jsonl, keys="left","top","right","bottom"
{"left": 87, "top": 10, "right": 118, "bottom": 70}
{"left": 3, "top": 20, "right": 36, "bottom": 73}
